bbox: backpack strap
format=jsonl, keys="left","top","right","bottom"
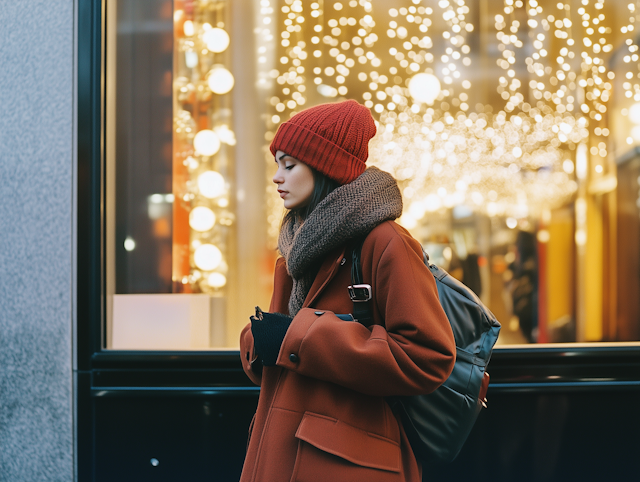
{"left": 349, "top": 239, "right": 432, "bottom": 328}
{"left": 349, "top": 236, "right": 375, "bottom": 327}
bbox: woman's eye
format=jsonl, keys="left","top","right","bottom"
{"left": 285, "top": 164, "right": 294, "bottom": 170}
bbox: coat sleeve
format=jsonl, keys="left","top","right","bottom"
{"left": 239, "top": 257, "right": 293, "bottom": 386}
{"left": 275, "top": 227, "right": 456, "bottom": 397}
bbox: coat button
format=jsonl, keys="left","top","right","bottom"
{"left": 340, "top": 258, "right": 346, "bottom": 266}
{"left": 314, "top": 311, "right": 324, "bottom": 315}
{"left": 289, "top": 353, "right": 299, "bottom": 363}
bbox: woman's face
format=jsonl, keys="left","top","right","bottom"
{"left": 273, "top": 150, "right": 315, "bottom": 210}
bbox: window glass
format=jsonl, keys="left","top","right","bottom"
{"left": 106, "top": 0, "right": 640, "bottom": 349}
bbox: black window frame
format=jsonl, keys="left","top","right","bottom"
{"left": 77, "top": 0, "right": 640, "bottom": 383}
{"left": 76, "top": 3, "right": 258, "bottom": 479}
{"left": 77, "top": 4, "right": 640, "bottom": 472}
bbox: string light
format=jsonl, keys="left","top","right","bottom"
{"left": 198, "top": 171, "right": 226, "bottom": 199}
{"left": 203, "top": 28, "right": 230, "bottom": 53}
{"left": 189, "top": 206, "right": 217, "bottom": 232}
{"left": 194, "top": 130, "right": 221, "bottom": 156}
{"left": 194, "top": 244, "right": 223, "bottom": 271}
{"left": 173, "top": 0, "right": 234, "bottom": 293}
{"left": 207, "top": 65, "right": 235, "bottom": 94}
{"left": 257, "top": 0, "right": 627, "bottom": 244}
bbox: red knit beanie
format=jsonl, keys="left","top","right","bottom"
{"left": 269, "top": 99, "right": 377, "bottom": 185}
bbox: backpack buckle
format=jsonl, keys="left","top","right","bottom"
{"left": 348, "top": 284, "right": 372, "bottom": 302}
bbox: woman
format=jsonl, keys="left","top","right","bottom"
{"left": 239, "top": 99, "right": 456, "bottom": 482}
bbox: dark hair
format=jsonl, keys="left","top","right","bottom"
{"left": 283, "top": 166, "right": 340, "bottom": 223}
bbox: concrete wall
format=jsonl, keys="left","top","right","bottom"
{"left": 0, "top": 1, "right": 74, "bottom": 480}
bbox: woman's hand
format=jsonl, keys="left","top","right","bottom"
{"left": 250, "top": 309, "right": 293, "bottom": 366}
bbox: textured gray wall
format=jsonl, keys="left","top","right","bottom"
{"left": 0, "top": 0, "right": 74, "bottom": 480}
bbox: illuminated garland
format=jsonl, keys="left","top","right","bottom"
{"left": 249, "top": 0, "right": 631, "bottom": 244}
{"left": 173, "top": 0, "right": 235, "bottom": 293}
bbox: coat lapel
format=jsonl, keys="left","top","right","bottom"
{"left": 302, "top": 246, "right": 346, "bottom": 309}
{"left": 270, "top": 258, "right": 294, "bottom": 314}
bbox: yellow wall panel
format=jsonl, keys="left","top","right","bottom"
{"left": 585, "top": 195, "right": 603, "bottom": 341}
{"left": 546, "top": 211, "right": 574, "bottom": 328}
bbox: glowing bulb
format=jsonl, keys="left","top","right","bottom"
{"left": 537, "top": 230, "right": 550, "bottom": 243}
{"left": 189, "top": 206, "right": 216, "bottom": 232}
{"left": 183, "top": 20, "right": 195, "bottom": 37}
{"left": 197, "top": 171, "right": 225, "bottom": 198}
{"left": 576, "top": 143, "right": 588, "bottom": 180}
{"left": 317, "top": 84, "right": 338, "bottom": 97}
{"left": 629, "top": 103, "right": 640, "bottom": 124}
{"left": 194, "top": 244, "right": 222, "bottom": 271}
{"left": 632, "top": 125, "right": 640, "bottom": 142}
{"left": 408, "top": 73, "right": 441, "bottom": 104}
{"left": 207, "top": 66, "right": 235, "bottom": 94}
{"left": 202, "top": 28, "right": 230, "bottom": 53}
{"left": 563, "top": 159, "right": 575, "bottom": 174}
{"left": 124, "top": 237, "right": 135, "bottom": 251}
{"left": 194, "top": 130, "right": 221, "bottom": 156}
{"left": 506, "top": 217, "right": 518, "bottom": 229}
{"left": 185, "top": 51, "right": 198, "bottom": 68}
{"left": 215, "top": 125, "right": 237, "bottom": 145}
{"left": 207, "top": 272, "right": 227, "bottom": 288}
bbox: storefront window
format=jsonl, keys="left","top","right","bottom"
{"left": 106, "top": 0, "right": 640, "bottom": 350}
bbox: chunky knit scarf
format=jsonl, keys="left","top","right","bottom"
{"left": 278, "top": 166, "right": 403, "bottom": 316}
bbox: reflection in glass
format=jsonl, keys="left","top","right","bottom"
{"left": 107, "top": 0, "right": 640, "bottom": 349}
{"left": 256, "top": 0, "right": 639, "bottom": 344}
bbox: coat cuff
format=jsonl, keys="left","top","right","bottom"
{"left": 276, "top": 308, "right": 325, "bottom": 369}
{"left": 240, "top": 323, "right": 262, "bottom": 385}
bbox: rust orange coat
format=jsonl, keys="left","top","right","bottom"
{"left": 239, "top": 221, "right": 456, "bottom": 482}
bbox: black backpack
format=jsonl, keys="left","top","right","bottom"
{"left": 349, "top": 239, "right": 501, "bottom": 463}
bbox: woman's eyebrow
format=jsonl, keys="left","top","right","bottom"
{"left": 276, "top": 153, "right": 290, "bottom": 162}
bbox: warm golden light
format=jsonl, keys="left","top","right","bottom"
{"left": 253, "top": 0, "right": 631, "bottom": 243}
{"left": 194, "top": 244, "right": 222, "bottom": 271}
{"left": 172, "top": 1, "right": 235, "bottom": 296}
{"left": 629, "top": 103, "right": 640, "bottom": 124}
{"left": 193, "top": 130, "right": 221, "bottom": 156}
{"left": 207, "top": 272, "right": 227, "bottom": 288}
{"left": 408, "top": 73, "right": 441, "bottom": 104}
{"left": 197, "top": 171, "right": 226, "bottom": 199}
{"left": 207, "top": 66, "right": 235, "bottom": 95}
{"left": 189, "top": 206, "right": 216, "bottom": 232}
{"left": 202, "top": 28, "right": 230, "bottom": 53}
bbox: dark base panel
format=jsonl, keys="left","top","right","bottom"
{"left": 79, "top": 350, "right": 640, "bottom": 481}
{"left": 93, "top": 394, "right": 258, "bottom": 482}
{"left": 85, "top": 388, "right": 640, "bottom": 482}
{"left": 427, "top": 389, "right": 640, "bottom": 482}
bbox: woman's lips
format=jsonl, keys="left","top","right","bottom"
{"left": 278, "top": 190, "right": 288, "bottom": 198}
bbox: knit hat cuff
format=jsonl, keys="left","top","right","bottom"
{"left": 270, "top": 122, "right": 367, "bottom": 185}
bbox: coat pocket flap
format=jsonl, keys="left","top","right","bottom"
{"left": 295, "top": 412, "right": 401, "bottom": 473}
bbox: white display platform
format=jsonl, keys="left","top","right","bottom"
{"left": 111, "top": 294, "right": 225, "bottom": 349}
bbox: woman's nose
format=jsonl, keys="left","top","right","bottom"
{"left": 272, "top": 167, "right": 283, "bottom": 184}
